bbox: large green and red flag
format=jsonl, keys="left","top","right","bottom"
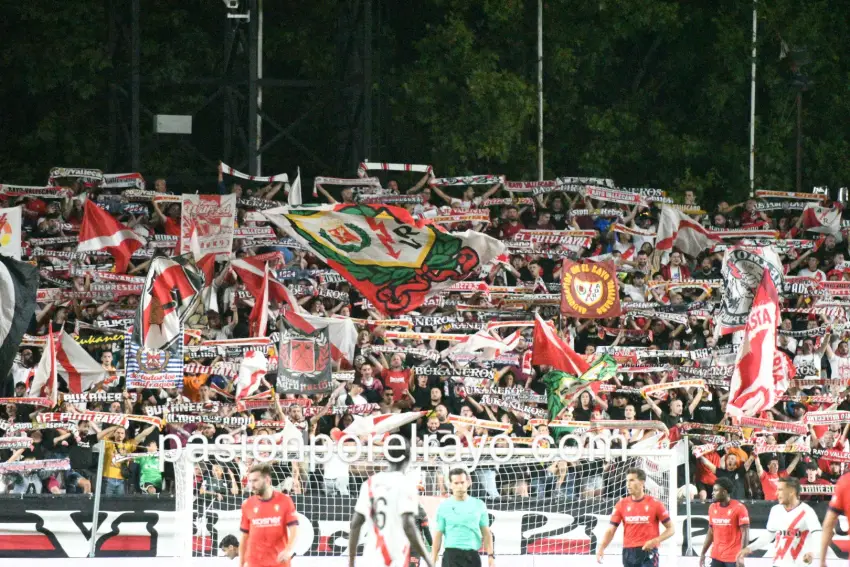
{"left": 263, "top": 204, "right": 505, "bottom": 316}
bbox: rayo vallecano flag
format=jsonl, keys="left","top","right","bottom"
{"left": 134, "top": 256, "right": 205, "bottom": 351}
{"left": 0, "top": 256, "right": 38, "bottom": 392}
{"left": 0, "top": 207, "right": 22, "bottom": 260}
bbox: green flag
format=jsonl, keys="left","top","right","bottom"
{"left": 540, "top": 355, "right": 618, "bottom": 438}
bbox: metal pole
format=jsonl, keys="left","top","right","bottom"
{"left": 363, "top": 0, "right": 373, "bottom": 162}
{"left": 796, "top": 91, "right": 802, "bottom": 193}
{"left": 88, "top": 440, "right": 107, "bottom": 557}
{"left": 537, "top": 0, "right": 544, "bottom": 181}
{"left": 130, "top": 0, "right": 140, "bottom": 171}
{"left": 256, "top": 0, "right": 263, "bottom": 176}
{"left": 748, "top": 0, "right": 757, "bottom": 197}
{"left": 247, "top": 0, "right": 259, "bottom": 176}
{"left": 683, "top": 439, "right": 694, "bottom": 556}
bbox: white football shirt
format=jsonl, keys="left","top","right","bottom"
{"left": 353, "top": 470, "right": 419, "bottom": 567}
{"left": 764, "top": 502, "right": 821, "bottom": 567}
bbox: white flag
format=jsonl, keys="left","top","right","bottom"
{"left": 288, "top": 167, "right": 302, "bottom": 206}
{"left": 0, "top": 207, "right": 23, "bottom": 260}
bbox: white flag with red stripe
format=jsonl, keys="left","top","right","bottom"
{"left": 336, "top": 411, "right": 425, "bottom": 440}
{"left": 28, "top": 323, "right": 57, "bottom": 402}
{"left": 248, "top": 263, "right": 270, "bottom": 338}
{"left": 531, "top": 313, "right": 590, "bottom": 375}
{"left": 656, "top": 205, "right": 720, "bottom": 257}
{"left": 802, "top": 203, "right": 842, "bottom": 236}
{"left": 235, "top": 350, "right": 267, "bottom": 400}
{"left": 727, "top": 269, "right": 792, "bottom": 417}
{"left": 441, "top": 328, "right": 521, "bottom": 362}
{"left": 28, "top": 327, "right": 106, "bottom": 398}
{"left": 77, "top": 200, "right": 145, "bottom": 273}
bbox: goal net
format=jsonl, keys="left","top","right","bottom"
{"left": 174, "top": 436, "right": 678, "bottom": 562}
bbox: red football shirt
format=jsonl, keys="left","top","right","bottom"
{"left": 610, "top": 495, "right": 670, "bottom": 549}
{"left": 382, "top": 368, "right": 411, "bottom": 402}
{"left": 829, "top": 472, "right": 850, "bottom": 519}
{"left": 240, "top": 490, "right": 299, "bottom": 567}
{"left": 707, "top": 500, "right": 750, "bottom": 562}
{"left": 760, "top": 470, "right": 789, "bottom": 501}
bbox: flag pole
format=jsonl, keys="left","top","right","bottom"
{"left": 749, "top": 0, "right": 758, "bottom": 197}
{"left": 537, "top": 0, "right": 544, "bottom": 181}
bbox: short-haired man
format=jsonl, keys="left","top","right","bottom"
{"left": 240, "top": 463, "right": 299, "bottom": 567}
{"left": 739, "top": 477, "right": 821, "bottom": 567}
{"left": 700, "top": 478, "right": 750, "bottom": 567}
{"left": 431, "top": 468, "right": 494, "bottom": 567}
{"left": 220, "top": 534, "right": 239, "bottom": 559}
{"left": 597, "top": 468, "right": 675, "bottom": 567}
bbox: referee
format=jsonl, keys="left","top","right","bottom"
{"left": 431, "top": 468, "right": 494, "bottom": 567}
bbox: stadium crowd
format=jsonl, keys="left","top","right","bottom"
{"left": 0, "top": 165, "right": 847, "bottom": 508}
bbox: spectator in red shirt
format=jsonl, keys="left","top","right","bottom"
{"left": 755, "top": 454, "right": 800, "bottom": 500}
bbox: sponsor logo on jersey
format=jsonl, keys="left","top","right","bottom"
{"left": 252, "top": 516, "right": 282, "bottom": 527}
{"left": 625, "top": 515, "right": 651, "bottom": 523}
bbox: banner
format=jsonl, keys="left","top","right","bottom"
{"left": 0, "top": 206, "right": 22, "bottom": 260}
{"left": 262, "top": 204, "right": 504, "bottom": 316}
{"left": 276, "top": 320, "right": 333, "bottom": 395}
{"left": 718, "top": 247, "right": 784, "bottom": 335}
{"left": 124, "top": 328, "right": 184, "bottom": 389}
{"left": 179, "top": 194, "right": 236, "bottom": 257}
{"left": 560, "top": 260, "right": 621, "bottom": 318}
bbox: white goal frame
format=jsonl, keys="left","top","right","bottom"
{"left": 173, "top": 442, "right": 679, "bottom": 562}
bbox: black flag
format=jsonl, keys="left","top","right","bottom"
{"left": 276, "top": 318, "right": 333, "bottom": 395}
{"left": 0, "top": 255, "right": 38, "bottom": 394}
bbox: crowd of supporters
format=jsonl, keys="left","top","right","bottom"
{"left": 1, "top": 167, "right": 847, "bottom": 506}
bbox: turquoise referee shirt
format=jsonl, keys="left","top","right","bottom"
{"left": 435, "top": 496, "right": 489, "bottom": 551}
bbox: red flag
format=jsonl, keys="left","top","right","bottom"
{"left": 232, "top": 257, "right": 287, "bottom": 304}
{"left": 77, "top": 201, "right": 145, "bottom": 273}
{"left": 727, "top": 269, "right": 790, "bottom": 417}
{"left": 248, "top": 263, "right": 270, "bottom": 338}
{"left": 531, "top": 312, "right": 590, "bottom": 375}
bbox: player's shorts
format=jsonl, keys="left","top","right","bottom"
{"left": 623, "top": 547, "right": 659, "bottom": 567}
{"left": 442, "top": 548, "right": 481, "bottom": 567}
{"left": 711, "top": 559, "right": 737, "bottom": 567}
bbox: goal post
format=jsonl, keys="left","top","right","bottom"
{"left": 173, "top": 439, "right": 680, "bottom": 562}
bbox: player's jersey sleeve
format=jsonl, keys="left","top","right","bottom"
{"left": 478, "top": 499, "right": 489, "bottom": 528}
{"left": 764, "top": 505, "right": 778, "bottom": 534}
{"left": 829, "top": 473, "right": 850, "bottom": 515}
{"left": 435, "top": 501, "right": 447, "bottom": 533}
{"left": 240, "top": 499, "right": 251, "bottom": 533}
{"left": 655, "top": 498, "right": 670, "bottom": 524}
{"left": 398, "top": 477, "right": 418, "bottom": 517}
{"left": 610, "top": 499, "right": 623, "bottom": 526}
{"left": 736, "top": 502, "right": 750, "bottom": 526}
{"left": 282, "top": 493, "right": 299, "bottom": 526}
{"left": 354, "top": 479, "right": 371, "bottom": 518}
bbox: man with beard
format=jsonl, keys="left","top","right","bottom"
{"left": 240, "top": 462, "right": 299, "bottom": 567}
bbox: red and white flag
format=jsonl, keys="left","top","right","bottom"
{"left": 802, "top": 203, "right": 842, "bottom": 236}
{"left": 28, "top": 326, "right": 106, "bottom": 398}
{"left": 282, "top": 310, "right": 357, "bottom": 364}
{"left": 656, "top": 205, "right": 720, "bottom": 257}
{"left": 232, "top": 257, "right": 288, "bottom": 304}
{"left": 336, "top": 411, "right": 425, "bottom": 440}
{"left": 248, "top": 263, "right": 271, "bottom": 338}
{"left": 77, "top": 200, "right": 145, "bottom": 273}
{"left": 727, "top": 269, "right": 792, "bottom": 417}
{"left": 235, "top": 350, "right": 267, "bottom": 400}
{"left": 442, "top": 328, "right": 521, "bottom": 361}
{"left": 531, "top": 312, "right": 590, "bottom": 375}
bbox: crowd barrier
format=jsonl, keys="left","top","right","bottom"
{"left": 0, "top": 497, "right": 846, "bottom": 562}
